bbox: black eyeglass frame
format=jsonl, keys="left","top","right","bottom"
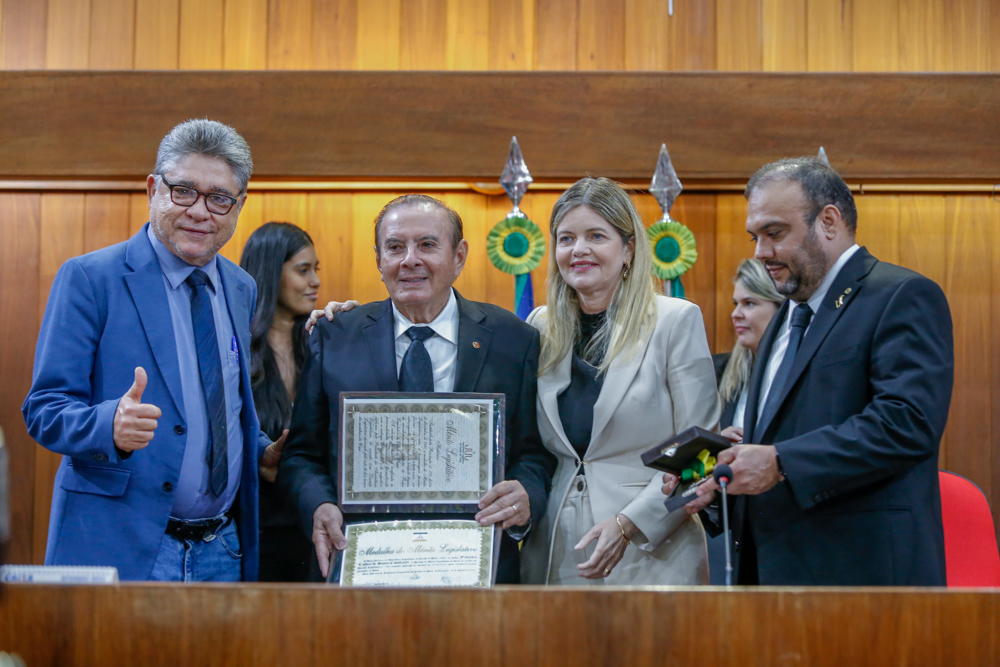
{"left": 158, "top": 174, "right": 241, "bottom": 215}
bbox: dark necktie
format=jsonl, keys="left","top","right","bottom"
{"left": 399, "top": 326, "right": 435, "bottom": 392}
{"left": 759, "top": 303, "right": 813, "bottom": 430}
{"left": 185, "top": 269, "right": 229, "bottom": 498}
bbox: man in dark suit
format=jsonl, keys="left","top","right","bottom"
{"left": 277, "top": 194, "right": 556, "bottom": 582}
{"left": 682, "top": 158, "right": 952, "bottom": 585}
{"left": 22, "top": 120, "right": 278, "bottom": 581}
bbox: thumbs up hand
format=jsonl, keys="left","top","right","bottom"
{"left": 113, "top": 367, "right": 163, "bottom": 452}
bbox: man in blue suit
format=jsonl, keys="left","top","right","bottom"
{"left": 23, "top": 119, "right": 277, "bottom": 581}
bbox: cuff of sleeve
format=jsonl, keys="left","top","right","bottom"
{"left": 505, "top": 521, "right": 531, "bottom": 542}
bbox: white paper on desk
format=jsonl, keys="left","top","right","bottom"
{"left": 339, "top": 520, "right": 493, "bottom": 588}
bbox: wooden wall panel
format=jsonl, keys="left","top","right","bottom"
{"left": 519, "top": 191, "right": 557, "bottom": 307}
{"left": 713, "top": 193, "right": 752, "bottom": 355}
{"left": 224, "top": 0, "right": 268, "bottom": 70}
{"left": 941, "top": 196, "right": 992, "bottom": 502}
{"left": 852, "top": 0, "right": 899, "bottom": 72}
{"left": 45, "top": 0, "right": 89, "bottom": 69}
{"left": 807, "top": 0, "right": 852, "bottom": 72}
{"left": 312, "top": 0, "right": 358, "bottom": 69}
{"left": 0, "top": 194, "right": 40, "bottom": 565}
{"left": 400, "top": 0, "right": 447, "bottom": 70}
{"left": 762, "top": 0, "right": 806, "bottom": 71}
{"left": 178, "top": 0, "right": 224, "bottom": 69}
{"left": 83, "top": 195, "right": 131, "bottom": 253}
{"left": 356, "top": 0, "right": 401, "bottom": 70}
{"left": 219, "top": 190, "right": 265, "bottom": 265}
{"left": 134, "top": 0, "right": 179, "bottom": 69}
{"left": 89, "top": 0, "right": 135, "bottom": 69}
{"left": 716, "top": 0, "right": 761, "bottom": 71}
{"left": 488, "top": 0, "right": 535, "bottom": 70}
{"left": 535, "top": 0, "right": 576, "bottom": 70}
{"left": 1, "top": 0, "right": 47, "bottom": 69}
{"left": 577, "top": 0, "right": 625, "bottom": 71}
{"left": 308, "top": 193, "right": 355, "bottom": 307}
{"left": 267, "top": 0, "right": 313, "bottom": 70}
{"left": 854, "top": 195, "right": 900, "bottom": 265}
{"left": 667, "top": 0, "right": 716, "bottom": 71}
{"left": 624, "top": 0, "right": 668, "bottom": 71}
{"left": 445, "top": 0, "right": 489, "bottom": 70}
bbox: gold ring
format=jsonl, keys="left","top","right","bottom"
{"left": 511, "top": 504, "right": 518, "bottom": 513}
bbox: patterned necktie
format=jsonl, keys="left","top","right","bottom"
{"left": 759, "top": 303, "right": 814, "bottom": 431}
{"left": 185, "top": 269, "right": 229, "bottom": 498}
{"left": 399, "top": 326, "right": 435, "bottom": 392}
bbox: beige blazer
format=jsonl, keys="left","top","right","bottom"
{"left": 521, "top": 296, "right": 722, "bottom": 585}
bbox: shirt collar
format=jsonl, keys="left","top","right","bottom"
{"left": 391, "top": 288, "right": 459, "bottom": 345}
{"left": 146, "top": 224, "right": 220, "bottom": 291}
{"left": 802, "top": 243, "right": 860, "bottom": 315}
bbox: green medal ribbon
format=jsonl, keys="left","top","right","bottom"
{"left": 681, "top": 449, "right": 717, "bottom": 482}
{"left": 648, "top": 220, "right": 697, "bottom": 299}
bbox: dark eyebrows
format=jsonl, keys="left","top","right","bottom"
{"left": 172, "top": 177, "right": 237, "bottom": 198}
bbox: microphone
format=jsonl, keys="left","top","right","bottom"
{"left": 713, "top": 464, "right": 734, "bottom": 587}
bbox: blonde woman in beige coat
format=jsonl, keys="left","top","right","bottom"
{"left": 520, "top": 178, "right": 721, "bottom": 585}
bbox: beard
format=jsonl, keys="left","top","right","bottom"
{"left": 768, "top": 224, "right": 829, "bottom": 301}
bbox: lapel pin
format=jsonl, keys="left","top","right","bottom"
{"left": 835, "top": 295, "right": 845, "bottom": 308}
{"left": 473, "top": 341, "right": 481, "bottom": 349}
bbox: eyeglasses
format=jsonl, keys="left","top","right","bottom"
{"left": 159, "top": 175, "right": 240, "bottom": 215}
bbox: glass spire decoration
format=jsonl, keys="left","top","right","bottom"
{"left": 817, "top": 146, "right": 831, "bottom": 167}
{"left": 486, "top": 137, "right": 545, "bottom": 320}
{"left": 646, "top": 144, "right": 697, "bottom": 298}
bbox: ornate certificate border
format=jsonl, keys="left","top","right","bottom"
{"left": 338, "top": 393, "right": 505, "bottom": 515}
{"left": 336, "top": 520, "right": 495, "bottom": 588}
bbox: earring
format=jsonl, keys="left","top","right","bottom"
{"left": 622, "top": 264, "right": 630, "bottom": 280}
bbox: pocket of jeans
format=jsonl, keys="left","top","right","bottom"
{"left": 216, "top": 521, "right": 243, "bottom": 559}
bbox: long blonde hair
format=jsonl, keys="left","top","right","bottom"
{"left": 539, "top": 177, "right": 659, "bottom": 375}
{"left": 718, "top": 259, "right": 785, "bottom": 401}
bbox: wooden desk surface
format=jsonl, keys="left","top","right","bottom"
{"left": 1, "top": 584, "right": 998, "bottom": 666}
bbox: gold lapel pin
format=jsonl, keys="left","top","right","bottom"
{"left": 835, "top": 295, "right": 845, "bottom": 308}
{"left": 473, "top": 341, "right": 481, "bottom": 349}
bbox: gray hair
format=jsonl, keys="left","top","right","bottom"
{"left": 154, "top": 119, "right": 253, "bottom": 193}
{"left": 744, "top": 157, "right": 857, "bottom": 232}
{"left": 373, "top": 194, "right": 464, "bottom": 251}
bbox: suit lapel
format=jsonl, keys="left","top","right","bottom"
{"left": 453, "top": 293, "right": 491, "bottom": 392}
{"left": 745, "top": 300, "right": 787, "bottom": 443}
{"left": 589, "top": 325, "right": 650, "bottom": 448}
{"left": 362, "top": 299, "right": 400, "bottom": 391}
{"left": 536, "top": 349, "right": 577, "bottom": 460}
{"left": 123, "top": 226, "right": 185, "bottom": 415}
{"left": 755, "top": 248, "right": 877, "bottom": 441}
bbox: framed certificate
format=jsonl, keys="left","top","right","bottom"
{"left": 338, "top": 393, "right": 505, "bottom": 514}
{"left": 331, "top": 519, "right": 498, "bottom": 588}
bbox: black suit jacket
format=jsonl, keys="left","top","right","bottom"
{"left": 712, "top": 352, "right": 738, "bottom": 430}
{"left": 276, "top": 292, "right": 556, "bottom": 583}
{"left": 733, "top": 247, "right": 952, "bottom": 586}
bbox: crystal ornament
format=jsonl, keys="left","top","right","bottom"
{"left": 500, "top": 136, "right": 533, "bottom": 217}
{"left": 650, "top": 143, "right": 683, "bottom": 221}
{"left": 817, "top": 146, "right": 831, "bottom": 167}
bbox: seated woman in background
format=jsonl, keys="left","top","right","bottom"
{"left": 520, "top": 177, "right": 721, "bottom": 586}
{"left": 240, "top": 222, "right": 321, "bottom": 582}
{"left": 706, "top": 257, "right": 784, "bottom": 584}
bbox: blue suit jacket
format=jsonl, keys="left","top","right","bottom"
{"left": 23, "top": 224, "right": 269, "bottom": 581}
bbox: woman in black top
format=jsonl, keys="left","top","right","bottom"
{"left": 240, "top": 222, "right": 320, "bottom": 582}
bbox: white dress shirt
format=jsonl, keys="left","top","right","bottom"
{"left": 391, "top": 288, "right": 460, "bottom": 391}
{"left": 757, "top": 244, "right": 860, "bottom": 419}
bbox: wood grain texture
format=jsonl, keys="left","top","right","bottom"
{"left": 356, "top": 0, "right": 401, "bottom": 70}
{"left": 89, "top": 0, "right": 135, "bottom": 69}
{"left": 762, "top": 0, "right": 806, "bottom": 71}
{"left": 941, "top": 195, "right": 992, "bottom": 503}
{"left": 535, "top": 0, "right": 577, "bottom": 70}
{"left": 625, "top": 0, "right": 669, "bottom": 71}
{"left": 445, "top": 0, "right": 489, "bottom": 70}
{"left": 0, "top": 585, "right": 998, "bottom": 666}
{"left": 667, "top": 0, "right": 716, "bottom": 71}
{"left": 308, "top": 193, "right": 354, "bottom": 307}
{"left": 577, "top": 0, "right": 625, "bottom": 71}
{"left": 992, "top": 189, "right": 1000, "bottom": 546}
{"left": 0, "top": 194, "right": 40, "bottom": 565}
{"left": 83, "top": 194, "right": 131, "bottom": 253}
{"left": 716, "top": 0, "right": 761, "bottom": 71}
{"left": 713, "top": 193, "right": 752, "bottom": 354}
{"left": 45, "top": 0, "right": 90, "bottom": 69}
{"left": 1, "top": 0, "right": 47, "bottom": 69}
{"left": 134, "top": 0, "right": 180, "bottom": 69}
{"left": 178, "top": 0, "right": 223, "bottom": 69}
{"left": 400, "top": 0, "right": 447, "bottom": 70}
{"left": 268, "top": 0, "right": 313, "bottom": 70}
{"left": 853, "top": 0, "right": 899, "bottom": 72}
{"left": 488, "top": 0, "right": 535, "bottom": 70}
{"left": 807, "top": 0, "right": 852, "bottom": 72}
{"left": 1, "top": 71, "right": 996, "bottom": 182}
{"left": 854, "top": 194, "right": 900, "bottom": 265}
{"left": 224, "top": 0, "right": 268, "bottom": 70}
{"left": 312, "top": 0, "right": 358, "bottom": 69}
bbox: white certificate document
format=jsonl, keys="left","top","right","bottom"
{"left": 340, "top": 396, "right": 496, "bottom": 506}
{"left": 338, "top": 520, "right": 494, "bottom": 588}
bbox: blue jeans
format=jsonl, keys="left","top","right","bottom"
{"left": 148, "top": 515, "right": 242, "bottom": 582}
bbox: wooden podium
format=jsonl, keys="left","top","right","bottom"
{"left": 0, "top": 584, "right": 997, "bottom": 666}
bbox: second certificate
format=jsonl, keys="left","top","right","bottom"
{"left": 340, "top": 395, "right": 500, "bottom": 509}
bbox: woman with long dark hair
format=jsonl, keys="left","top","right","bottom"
{"left": 240, "top": 222, "right": 321, "bottom": 582}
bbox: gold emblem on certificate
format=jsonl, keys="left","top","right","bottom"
{"left": 337, "top": 520, "right": 494, "bottom": 588}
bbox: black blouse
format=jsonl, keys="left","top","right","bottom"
{"left": 557, "top": 311, "right": 607, "bottom": 462}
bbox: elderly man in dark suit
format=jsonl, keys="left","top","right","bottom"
{"left": 679, "top": 158, "right": 953, "bottom": 586}
{"left": 277, "top": 194, "right": 556, "bottom": 582}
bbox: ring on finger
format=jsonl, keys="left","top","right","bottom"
{"left": 511, "top": 504, "right": 518, "bottom": 513}
{"left": 603, "top": 567, "right": 610, "bottom": 576}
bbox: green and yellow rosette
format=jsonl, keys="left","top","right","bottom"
{"left": 648, "top": 220, "right": 697, "bottom": 298}
{"left": 487, "top": 214, "right": 545, "bottom": 318}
